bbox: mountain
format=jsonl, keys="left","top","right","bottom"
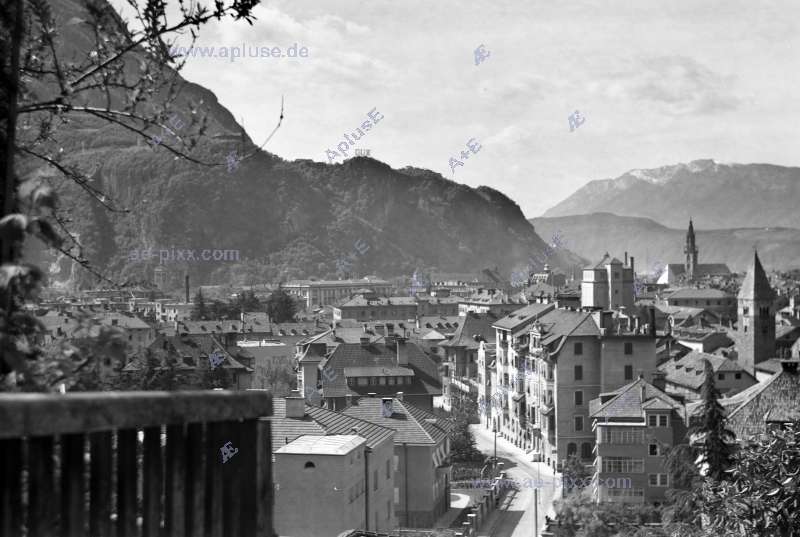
{"left": 25, "top": 0, "right": 585, "bottom": 291}
{"left": 542, "top": 159, "right": 800, "bottom": 230}
{"left": 530, "top": 213, "right": 800, "bottom": 273}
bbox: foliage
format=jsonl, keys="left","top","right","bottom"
{"left": 251, "top": 354, "right": 296, "bottom": 396}
{"left": 266, "top": 288, "right": 297, "bottom": 323}
{"left": 689, "top": 359, "right": 736, "bottom": 481}
{"left": 693, "top": 421, "right": 800, "bottom": 537}
{"left": 0, "top": 0, "right": 262, "bottom": 387}
{"left": 449, "top": 402, "right": 483, "bottom": 463}
{"left": 554, "top": 488, "right": 663, "bottom": 537}
{"left": 191, "top": 289, "right": 210, "bottom": 320}
{"left": 563, "top": 455, "right": 592, "bottom": 493}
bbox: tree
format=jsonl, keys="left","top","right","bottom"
{"left": 563, "top": 455, "right": 592, "bottom": 494}
{"left": 191, "top": 289, "right": 209, "bottom": 320}
{"left": 694, "top": 421, "right": 800, "bottom": 537}
{"left": 266, "top": 288, "right": 297, "bottom": 323}
{"left": 0, "top": 0, "right": 266, "bottom": 389}
{"left": 553, "top": 488, "right": 662, "bottom": 537}
{"left": 449, "top": 403, "right": 482, "bottom": 463}
{"left": 690, "top": 359, "right": 736, "bottom": 481}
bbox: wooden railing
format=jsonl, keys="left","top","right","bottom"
{"left": 0, "top": 390, "right": 273, "bottom": 537}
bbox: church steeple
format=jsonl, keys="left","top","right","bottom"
{"left": 684, "top": 219, "right": 699, "bottom": 280}
{"left": 737, "top": 250, "right": 776, "bottom": 375}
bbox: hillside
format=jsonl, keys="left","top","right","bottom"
{"left": 542, "top": 159, "right": 800, "bottom": 230}
{"left": 24, "top": 0, "right": 585, "bottom": 291}
{"left": 530, "top": 213, "right": 800, "bottom": 273}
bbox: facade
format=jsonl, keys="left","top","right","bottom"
{"left": 457, "top": 289, "right": 526, "bottom": 316}
{"left": 663, "top": 288, "right": 735, "bottom": 319}
{"left": 283, "top": 279, "right": 393, "bottom": 309}
{"left": 581, "top": 253, "right": 635, "bottom": 311}
{"left": 737, "top": 251, "right": 777, "bottom": 376}
{"left": 657, "top": 351, "right": 757, "bottom": 401}
{"left": 590, "top": 377, "right": 687, "bottom": 504}
{"left": 478, "top": 301, "right": 659, "bottom": 471}
{"left": 335, "top": 294, "right": 418, "bottom": 322}
{"left": 270, "top": 395, "right": 397, "bottom": 536}
{"left": 341, "top": 397, "right": 454, "bottom": 528}
{"left": 657, "top": 221, "right": 732, "bottom": 285}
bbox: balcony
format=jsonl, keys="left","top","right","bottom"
{"left": 0, "top": 391, "right": 274, "bottom": 537}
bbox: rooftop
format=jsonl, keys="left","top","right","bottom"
{"left": 276, "top": 434, "right": 366, "bottom": 455}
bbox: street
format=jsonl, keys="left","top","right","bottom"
{"left": 470, "top": 425, "right": 562, "bottom": 537}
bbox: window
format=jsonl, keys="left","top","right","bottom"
{"left": 389, "top": 377, "right": 396, "bottom": 385}
{"left": 624, "top": 342, "right": 633, "bottom": 355}
{"left": 574, "top": 365, "right": 583, "bottom": 381}
{"left": 602, "top": 457, "right": 644, "bottom": 473}
{"left": 574, "top": 342, "right": 583, "bottom": 355}
{"left": 601, "top": 427, "right": 644, "bottom": 444}
{"left": 649, "top": 474, "right": 668, "bottom": 487}
{"left": 358, "top": 377, "right": 368, "bottom": 386}
{"left": 581, "top": 442, "right": 592, "bottom": 460}
{"left": 648, "top": 443, "right": 659, "bottom": 456}
{"left": 624, "top": 365, "right": 633, "bottom": 380}
{"left": 743, "top": 307, "right": 749, "bottom": 316}
{"left": 574, "top": 416, "right": 584, "bottom": 432}
{"left": 608, "top": 488, "right": 644, "bottom": 498}
{"left": 567, "top": 442, "right": 577, "bottom": 457}
{"left": 304, "top": 461, "right": 316, "bottom": 469}
{"left": 718, "top": 373, "right": 725, "bottom": 381}
{"left": 574, "top": 391, "right": 583, "bottom": 406}
{"left": 659, "top": 415, "right": 668, "bottom": 427}
{"left": 735, "top": 373, "right": 742, "bottom": 380}
{"left": 386, "top": 459, "right": 391, "bottom": 479}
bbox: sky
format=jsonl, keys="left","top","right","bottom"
{"left": 114, "top": 0, "right": 799, "bottom": 217}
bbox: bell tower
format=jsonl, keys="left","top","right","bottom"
{"left": 684, "top": 219, "right": 699, "bottom": 281}
{"left": 737, "top": 251, "right": 776, "bottom": 375}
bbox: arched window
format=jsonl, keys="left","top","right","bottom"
{"left": 304, "top": 461, "right": 316, "bottom": 469}
{"left": 567, "top": 443, "right": 577, "bottom": 457}
{"left": 581, "top": 442, "right": 592, "bottom": 460}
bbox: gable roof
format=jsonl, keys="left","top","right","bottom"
{"left": 439, "top": 312, "right": 499, "bottom": 349}
{"left": 341, "top": 398, "right": 454, "bottom": 445}
{"left": 658, "top": 351, "right": 754, "bottom": 390}
{"left": 590, "top": 377, "right": 684, "bottom": 420}
{"left": 493, "top": 303, "right": 556, "bottom": 331}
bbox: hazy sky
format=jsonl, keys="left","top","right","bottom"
{"left": 119, "top": 0, "right": 799, "bottom": 217}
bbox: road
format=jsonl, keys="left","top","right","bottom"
{"left": 471, "top": 425, "right": 561, "bottom": 537}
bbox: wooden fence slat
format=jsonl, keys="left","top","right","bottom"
{"left": 143, "top": 426, "right": 163, "bottom": 537}
{"left": 165, "top": 424, "right": 187, "bottom": 537}
{"left": 238, "top": 419, "right": 258, "bottom": 537}
{"left": 256, "top": 419, "right": 273, "bottom": 537}
{"left": 61, "top": 433, "right": 86, "bottom": 537}
{"left": 116, "top": 429, "right": 138, "bottom": 537}
{"left": 0, "top": 438, "right": 23, "bottom": 537}
{"left": 205, "top": 422, "right": 224, "bottom": 537}
{"left": 186, "top": 423, "right": 205, "bottom": 537}
{"left": 28, "top": 436, "right": 56, "bottom": 537}
{"left": 90, "top": 431, "right": 113, "bottom": 537}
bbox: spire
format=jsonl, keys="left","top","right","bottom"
{"left": 738, "top": 250, "right": 775, "bottom": 301}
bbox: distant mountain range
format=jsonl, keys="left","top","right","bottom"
{"left": 29, "top": 0, "right": 585, "bottom": 291}
{"left": 543, "top": 159, "right": 800, "bottom": 230}
{"left": 530, "top": 213, "right": 800, "bottom": 273}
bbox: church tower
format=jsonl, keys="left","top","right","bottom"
{"left": 684, "top": 219, "right": 699, "bottom": 281}
{"left": 737, "top": 251, "right": 776, "bottom": 375}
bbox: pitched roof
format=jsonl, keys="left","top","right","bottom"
{"left": 738, "top": 251, "right": 775, "bottom": 301}
{"left": 493, "top": 303, "right": 556, "bottom": 331}
{"left": 276, "top": 435, "right": 366, "bottom": 455}
{"left": 666, "top": 288, "right": 733, "bottom": 300}
{"left": 341, "top": 398, "right": 454, "bottom": 445}
{"left": 322, "top": 341, "right": 441, "bottom": 398}
{"left": 339, "top": 296, "right": 418, "bottom": 307}
{"left": 658, "top": 351, "right": 754, "bottom": 390}
{"left": 439, "top": 312, "right": 499, "bottom": 349}
{"left": 590, "top": 377, "right": 684, "bottom": 420}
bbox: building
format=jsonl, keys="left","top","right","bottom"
{"left": 736, "top": 251, "right": 777, "bottom": 376}
{"left": 662, "top": 288, "right": 735, "bottom": 320}
{"left": 581, "top": 253, "right": 636, "bottom": 311}
{"left": 457, "top": 289, "right": 526, "bottom": 316}
{"left": 333, "top": 291, "right": 459, "bottom": 322}
{"left": 309, "top": 338, "right": 442, "bottom": 412}
{"left": 657, "top": 351, "right": 757, "bottom": 401}
{"left": 283, "top": 279, "right": 393, "bottom": 310}
{"left": 590, "top": 376, "right": 687, "bottom": 504}
{"left": 657, "top": 221, "right": 732, "bottom": 285}
{"left": 478, "top": 302, "right": 659, "bottom": 471}
{"left": 341, "top": 396, "right": 455, "bottom": 528}
{"left": 270, "top": 395, "right": 397, "bottom": 535}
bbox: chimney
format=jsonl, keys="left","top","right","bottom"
{"left": 624, "top": 251, "right": 628, "bottom": 266}
{"left": 630, "top": 256, "right": 635, "bottom": 274}
{"left": 651, "top": 371, "right": 667, "bottom": 391}
{"left": 285, "top": 389, "right": 305, "bottom": 419}
{"left": 397, "top": 340, "right": 408, "bottom": 367}
{"left": 640, "top": 383, "right": 646, "bottom": 401}
{"left": 396, "top": 391, "right": 404, "bottom": 401}
{"left": 185, "top": 274, "right": 190, "bottom": 303}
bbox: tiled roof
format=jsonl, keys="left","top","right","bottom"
{"left": 590, "top": 378, "right": 683, "bottom": 420}
{"left": 417, "top": 316, "right": 461, "bottom": 331}
{"left": 284, "top": 279, "right": 391, "bottom": 287}
{"left": 341, "top": 398, "right": 455, "bottom": 445}
{"left": 305, "top": 405, "right": 395, "bottom": 449}
{"left": 535, "top": 308, "right": 600, "bottom": 341}
{"left": 738, "top": 252, "right": 775, "bottom": 301}
{"left": 269, "top": 398, "right": 328, "bottom": 451}
{"left": 666, "top": 288, "right": 732, "bottom": 300}
{"left": 439, "top": 312, "right": 499, "bottom": 349}
{"left": 339, "top": 296, "right": 418, "bottom": 307}
{"left": 322, "top": 341, "right": 441, "bottom": 398}
{"left": 493, "top": 303, "right": 556, "bottom": 331}
{"left": 658, "top": 351, "right": 754, "bottom": 390}
{"left": 344, "top": 366, "right": 414, "bottom": 377}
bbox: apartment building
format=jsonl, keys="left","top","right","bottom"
{"left": 658, "top": 351, "right": 757, "bottom": 401}
{"left": 283, "top": 279, "right": 392, "bottom": 309}
{"left": 590, "top": 376, "right": 687, "bottom": 504}
{"left": 581, "top": 253, "right": 636, "bottom": 311}
{"left": 478, "top": 302, "right": 659, "bottom": 471}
